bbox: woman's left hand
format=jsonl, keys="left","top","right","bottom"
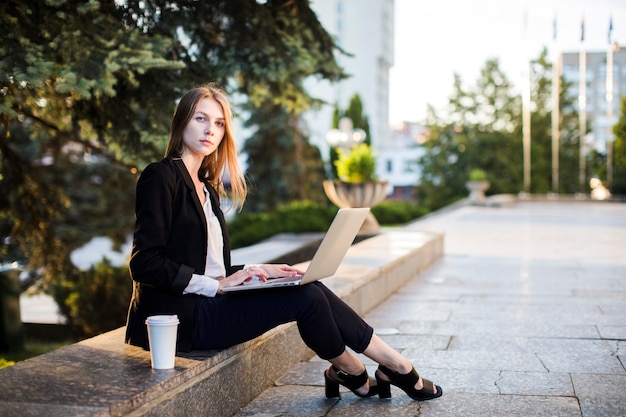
{"left": 260, "top": 264, "right": 305, "bottom": 278}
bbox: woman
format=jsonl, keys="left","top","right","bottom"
{"left": 125, "top": 83, "right": 442, "bottom": 401}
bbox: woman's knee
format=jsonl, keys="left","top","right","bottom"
{"left": 288, "top": 284, "right": 331, "bottom": 318}
{"left": 302, "top": 283, "right": 331, "bottom": 304}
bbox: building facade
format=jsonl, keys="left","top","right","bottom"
{"left": 377, "top": 122, "right": 428, "bottom": 199}
{"left": 561, "top": 45, "right": 626, "bottom": 153}
{"left": 304, "top": 0, "right": 395, "bottom": 161}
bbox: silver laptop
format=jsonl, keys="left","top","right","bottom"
{"left": 222, "top": 207, "right": 369, "bottom": 293}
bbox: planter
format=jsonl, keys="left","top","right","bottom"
{"left": 465, "top": 180, "right": 490, "bottom": 205}
{"left": 323, "top": 180, "right": 388, "bottom": 233}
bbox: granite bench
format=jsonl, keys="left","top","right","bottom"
{"left": 0, "top": 228, "right": 443, "bottom": 417}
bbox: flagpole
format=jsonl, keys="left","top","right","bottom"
{"left": 606, "top": 16, "right": 614, "bottom": 189}
{"left": 522, "top": 9, "right": 531, "bottom": 195}
{"left": 578, "top": 15, "right": 586, "bottom": 194}
{"left": 551, "top": 14, "right": 560, "bottom": 195}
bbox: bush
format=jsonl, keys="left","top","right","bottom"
{"left": 56, "top": 258, "right": 132, "bottom": 338}
{"left": 229, "top": 199, "right": 429, "bottom": 248}
{"left": 468, "top": 168, "right": 487, "bottom": 181}
{"left": 274, "top": 201, "right": 338, "bottom": 232}
{"left": 335, "top": 144, "right": 377, "bottom": 183}
{"left": 228, "top": 201, "right": 337, "bottom": 248}
{"left": 0, "top": 358, "right": 15, "bottom": 369}
{"left": 371, "top": 200, "right": 428, "bottom": 225}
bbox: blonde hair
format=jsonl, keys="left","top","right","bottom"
{"left": 165, "top": 83, "right": 247, "bottom": 210}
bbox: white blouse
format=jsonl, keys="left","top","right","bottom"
{"left": 182, "top": 186, "right": 224, "bottom": 297}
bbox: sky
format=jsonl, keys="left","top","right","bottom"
{"left": 389, "top": 0, "right": 626, "bottom": 125}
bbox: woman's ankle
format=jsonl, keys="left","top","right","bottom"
{"left": 329, "top": 352, "right": 366, "bottom": 376}
{"left": 331, "top": 363, "right": 366, "bottom": 377}
{"left": 380, "top": 360, "right": 412, "bottom": 375}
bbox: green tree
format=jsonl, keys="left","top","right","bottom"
{"left": 612, "top": 96, "right": 626, "bottom": 194}
{"left": 327, "top": 94, "right": 371, "bottom": 179}
{"left": 242, "top": 105, "right": 327, "bottom": 212}
{"left": 1, "top": 0, "right": 346, "bottom": 335}
{"left": 524, "top": 49, "right": 583, "bottom": 194}
{"left": 194, "top": 0, "right": 348, "bottom": 212}
{"left": 417, "top": 50, "right": 582, "bottom": 209}
{"left": 417, "top": 110, "right": 471, "bottom": 210}
{"left": 118, "top": 0, "right": 346, "bottom": 113}
{"left": 463, "top": 58, "right": 522, "bottom": 195}
{"left": 417, "top": 59, "right": 520, "bottom": 209}
{"left": 1, "top": 0, "right": 183, "bottom": 295}
{"left": 328, "top": 104, "right": 342, "bottom": 178}
{"left": 343, "top": 94, "right": 371, "bottom": 145}
{"left": 555, "top": 68, "right": 583, "bottom": 193}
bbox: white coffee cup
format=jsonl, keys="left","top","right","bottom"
{"left": 145, "top": 315, "right": 180, "bottom": 369}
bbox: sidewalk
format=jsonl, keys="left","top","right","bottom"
{"left": 235, "top": 200, "right": 626, "bottom": 417}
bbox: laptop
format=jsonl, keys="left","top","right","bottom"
{"left": 222, "top": 207, "right": 369, "bottom": 293}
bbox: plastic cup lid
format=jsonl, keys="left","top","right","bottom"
{"left": 145, "top": 315, "right": 179, "bottom": 325}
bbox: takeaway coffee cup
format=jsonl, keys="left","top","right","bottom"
{"left": 145, "top": 315, "right": 179, "bottom": 369}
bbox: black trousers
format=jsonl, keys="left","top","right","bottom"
{"left": 192, "top": 282, "right": 373, "bottom": 360}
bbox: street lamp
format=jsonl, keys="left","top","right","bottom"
{"left": 325, "top": 117, "right": 366, "bottom": 150}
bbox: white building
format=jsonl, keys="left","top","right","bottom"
{"left": 304, "top": 0, "right": 395, "bottom": 160}
{"left": 377, "top": 122, "right": 428, "bottom": 199}
{"left": 561, "top": 45, "right": 626, "bottom": 153}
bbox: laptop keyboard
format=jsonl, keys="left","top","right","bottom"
{"left": 268, "top": 275, "right": 303, "bottom": 284}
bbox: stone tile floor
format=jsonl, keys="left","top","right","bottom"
{"left": 234, "top": 200, "right": 626, "bottom": 417}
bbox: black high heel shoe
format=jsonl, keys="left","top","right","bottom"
{"left": 375, "top": 365, "right": 442, "bottom": 401}
{"left": 324, "top": 365, "right": 378, "bottom": 399}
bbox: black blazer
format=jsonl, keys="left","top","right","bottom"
{"left": 125, "top": 154, "right": 242, "bottom": 351}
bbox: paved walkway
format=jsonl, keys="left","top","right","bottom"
{"left": 235, "top": 200, "right": 626, "bottom": 417}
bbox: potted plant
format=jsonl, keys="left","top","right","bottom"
{"left": 323, "top": 144, "right": 388, "bottom": 233}
{"left": 465, "top": 168, "right": 490, "bottom": 204}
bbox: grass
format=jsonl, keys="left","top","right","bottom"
{"left": 0, "top": 339, "right": 73, "bottom": 369}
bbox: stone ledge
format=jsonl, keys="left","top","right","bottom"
{"left": 0, "top": 228, "right": 443, "bottom": 417}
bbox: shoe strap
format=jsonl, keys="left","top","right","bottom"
{"left": 379, "top": 365, "right": 419, "bottom": 386}
{"left": 421, "top": 377, "right": 435, "bottom": 393}
{"left": 332, "top": 365, "right": 368, "bottom": 389}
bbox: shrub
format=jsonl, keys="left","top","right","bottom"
{"left": 228, "top": 201, "right": 337, "bottom": 248}
{"left": 229, "top": 200, "right": 429, "bottom": 248}
{"left": 371, "top": 200, "right": 428, "bottom": 225}
{"left": 335, "top": 144, "right": 377, "bottom": 183}
{"left": 468, "top": 168, "right": 487, "bottom": 181}
{"left": 57, "top": 258, "right": 131, "bottom": 338}
{"left": 0, "top": 358, "right": 15, "bottom": 369}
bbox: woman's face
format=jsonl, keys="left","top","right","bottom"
{"left": 182, "top": 97, "right": 225, "bottom": 158}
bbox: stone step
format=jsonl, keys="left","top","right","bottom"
{"left": 0, "top": 228, "right": 443, "bottom": 417}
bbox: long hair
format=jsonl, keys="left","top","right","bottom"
{"left": 165, "top": 83, "right": 247, "bottom": 210}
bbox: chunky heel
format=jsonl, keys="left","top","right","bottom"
{"left": 376, "top": 374, "right": 392, "bottom": 399}
{"left": 324, "top": 372, "right": 341, "bottom": 398}
{"left": 377, "top": 365, "right": 442, "bottom": 401}
{"left": 324, "top": 365, "right": 378, "bottom": 399}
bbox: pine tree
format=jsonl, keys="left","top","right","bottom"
{"left": 242, "top": 104, "right": 326, "bottom": 213}
{"left": 1, "top": 0, "right": 346, "bottom": 335}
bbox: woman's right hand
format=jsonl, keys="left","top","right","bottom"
{"left": 217, "top": 265, "right": 268, "bottom": 293}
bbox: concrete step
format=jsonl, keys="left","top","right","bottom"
{"left": 0, "top": 228, "right": 444, "bottom": 417}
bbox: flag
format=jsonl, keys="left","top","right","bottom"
{"left": 553, "top": 15, "right": 557, "bottom": 40}
{"left": 580, "top": 16, "right": 585, "bottom": 42}
{"left": 608, "top": 16, "right": 613, "bottom": 44}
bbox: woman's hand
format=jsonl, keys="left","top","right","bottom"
{"left": 217, "top": 265, "right": 268, "bottom": 293}
{"left": 261, "top": 264, "right": 305, "bottom": 278}
{"left": 216, "top": 264, "right": 305, "bottom": 293}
